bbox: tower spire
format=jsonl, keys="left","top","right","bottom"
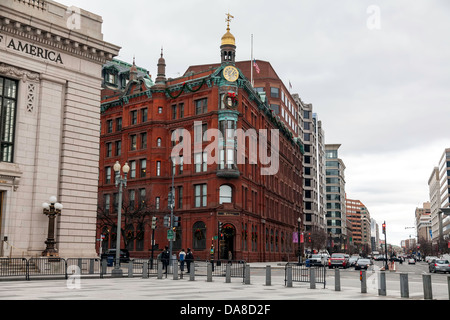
{"left": 155, "top": 46, "right": 166, "bottom": 85}
{"left": 221, "top": 13, "right": 236, "bottom": 64}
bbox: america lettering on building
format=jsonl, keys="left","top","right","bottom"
{"left": 1, "top": 35, "right": 63, "bottom": 64}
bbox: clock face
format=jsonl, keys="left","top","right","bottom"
{"left": 223, "top": 66, "right": 239, "bottom": 82}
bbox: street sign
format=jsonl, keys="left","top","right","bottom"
{"left": 167, "top": 229, "right": 174, "bottom": 240}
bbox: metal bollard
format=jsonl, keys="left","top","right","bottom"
{"left": 310, "top": 268, "right": 316, "bottom": 289}
{"left": 189, "top": 263, "right": 195, "bottom": 281}
{"left": 157, "top": 261, "right": 163, "bottom": 279}
{"left": 101, "top": 259, "right": 107, "bottom": 277}
{"left": 335, "top": 268, "right": 341, "bottom": 291}
{"left": 360, "top": 270, "right": 367, "bottom": 294}
{"left": 286, "top": 265, "right": 293, "bottom": 288}
{"left": 173, "top": 261, "right": 179, "bottom": 280}
{"left": 244, "top": 264, "right": 251, "bottom": 285}
{"left": 89, "top": 259, "right": 95, "bottom": 275}
{"left": 207, "top": 262, "right": 213, "bottom": 282}
{"left": 142, "top": 261, "right": 149, "bottom": 279}
{"left": 447, "top": 276, "right": 450, "bottom": 300}
{"left": 226, "top": 264, "right": 231, "bottom": 283}
{"left": 266, "top": 265, "right": 271, "bottom": 286}
{"left": 128, "top": 262, "right": 133, "bottom": 278}
{"left": 423, "top": 274, "right": 433, "bottom": 300}
{"left": 378, "top": 271, "right": 387, "bottom": 296}
{"left": 400, "top": 273, "right": 409, "bottom": 298}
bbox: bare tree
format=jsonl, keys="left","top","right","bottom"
{"left": 97, "top": 192, "right": 158, "bottom": 249}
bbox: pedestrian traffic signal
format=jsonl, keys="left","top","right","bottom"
{"left": 163, "top": 215, "right": 170, "bottom": 228}
{"left": 382, "top": 223, "right": 386, "bottom": 234}
{"left": 173, "top": 216, "right": 180, "bottom": 227}
{"left": 151, "top": 216, "right": 157, "bottom": 229}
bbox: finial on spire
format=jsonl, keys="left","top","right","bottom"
{"left": 225, "top": 12, "right": 234, "bottom": 30}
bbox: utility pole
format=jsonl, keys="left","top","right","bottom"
{"left": 383, "top": 221, "right": 388, "bottom": 270}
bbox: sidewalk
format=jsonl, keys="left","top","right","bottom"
{"left": 0, "top": 262, "right": 398, "bottom": 301}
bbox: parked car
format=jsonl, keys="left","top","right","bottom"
{"left": 425, "top": 256, "right": 438, "bottom": 263}
{"left": 408, "top": 258, "right": 416, "bottom": 265}
{"left": 429, "top": 259, "right": 450, "bottom": 273}
{"left": 328, "top": 253, "right": 349, "bottom": 269}
{"left": 348, "top": 256, "right": 360, "bottom": 267}
{"left": 309, "top": 254, "right": 326, "bottom": 266}
{"left": 355, "top": 258, "right": 372, "bottom": 270}
{"left": 101, "top": 249, "right": 130, "bottom": 263}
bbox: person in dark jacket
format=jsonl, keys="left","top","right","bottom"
{"left": 185, "top": 248, "right": 194, "bottom": 273}
{"left": 161, "top": 246, "right": 170, "bottom": 274}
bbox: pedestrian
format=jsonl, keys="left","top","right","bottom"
{"left": 186, "top": 248, "right": 194, "bottom": 273}
{"left": 179, "top": 248, "right": 186, "bottom": 272}
{"left": 161, "top": 246, "right": 170, "bottom": 274}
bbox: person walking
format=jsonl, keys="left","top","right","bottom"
{"left": 179, "top": 248, "right": 186, "bottom": 272}
{"left": 186, "top": 248, "right": 194, "bottom": 273}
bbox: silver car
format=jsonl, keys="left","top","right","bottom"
{"left": 429, "top": 259, "right": 450, "bottom": 274}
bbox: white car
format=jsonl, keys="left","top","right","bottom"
{"left": 408, "top": 258, "right": 416, "bottom": 265}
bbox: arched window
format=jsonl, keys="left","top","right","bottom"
{"left": 219, "top": 185, "right": 233, "bottom": 204}
{"left": 156, "top": 138, "right": 162, "bottom": 147}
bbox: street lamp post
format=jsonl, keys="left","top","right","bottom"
{"left": 42, "top": 196, "right": 63, "bottom": 257}
{"left": 112, "top": 161, "right": 130, "bottom": 278}
{"left": 297, "top": 217, "right": 303, "bottom": 265}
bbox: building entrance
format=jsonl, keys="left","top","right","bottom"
{"left": 220, "top": 223, "right": 235, "bottom": 260}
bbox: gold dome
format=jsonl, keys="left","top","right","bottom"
{"left": 221, "top": 13, "right": 235, "bottom": 46}
{"left": 221, "top": 27, "right": 235, "bottom": 46}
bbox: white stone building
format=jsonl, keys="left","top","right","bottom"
{"left": 0, "top": 0, "right": 120, "bottom": 258}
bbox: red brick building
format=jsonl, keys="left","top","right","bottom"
{"left": 97, "top": 21, "right": 304, "bottom": 262}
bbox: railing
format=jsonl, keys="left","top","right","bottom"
{"left": 0, "top": 257, "right": 247, "bottom": 281}
{"left": 14, "top": 0, "right": 47, "bottom": 11}
{"left": 0, "top": 258, "right": 28, "bottom": 280}
{"left": 284, "top": 263, "right": 327, "bottom": 288}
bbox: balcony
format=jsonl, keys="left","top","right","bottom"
{"left": 216, "top": 165, "right": 240, "bottom": 179}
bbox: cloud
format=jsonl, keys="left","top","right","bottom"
{"left": 57, "top": 0, "right": 450, "bottom": 246}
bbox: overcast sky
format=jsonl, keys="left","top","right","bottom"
{"left": 59, "top": 0, "right": 450, "bottom": 247}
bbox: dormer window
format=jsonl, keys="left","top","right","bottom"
{"left": 105, "top": 72, "right": 117, "bottom": 86}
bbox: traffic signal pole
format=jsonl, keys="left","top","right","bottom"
{"left": 383, "top": 221, "right": 388, "bottom": 270}
{"left": 169, "top": 158, "right": 175, "bottom": 266}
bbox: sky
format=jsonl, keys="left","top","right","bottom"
{"left": 58, "top": 0, "right": 450, "bottom": 247}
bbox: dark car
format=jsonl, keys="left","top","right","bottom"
{"left": 101, "top": 249, "right": 130, "bottom": 263}
{"left": 355, "top": 258, "right": 372, "bottom": 270}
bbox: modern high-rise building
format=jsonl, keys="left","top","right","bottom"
{"left": 325, "top": 144, "right": 347, "bottom": 252}
{"left": 346, "top": 198, "right": 371, "bottom": 253}
{"left": 294, "top": 95, "right": 326, "bottom": 233}
{"left": 416, "top": 202, "right": 432, "bottom": 242}
{"left": 428, "top": 148, "right": 450, "bottom": 251}
{"left": 0, "top": 0, "right": 120, "bottom": 258}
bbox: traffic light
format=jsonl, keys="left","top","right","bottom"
{"left": 218, "top": 221, "right": 223, "bottom": 239}
{"left": 382, "top": 223, "right": 386, "bottom": 234}
{"left": 168, "top": 191, "right": 174, "bottom": 209}
{"left": 173, "top": 216, "right": 180, "bottom": 227}
{"left": 163, "top": 215, "right": 170, "bottom": 228}
{"left": 151, "top": 216, "right": 157, "bottom": 230}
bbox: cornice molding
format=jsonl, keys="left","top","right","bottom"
{"left": 0, "top": 14, "right": 119, "bottom": 64}
{"left": 0, "top": 62, "right": 40, "bottom": 82}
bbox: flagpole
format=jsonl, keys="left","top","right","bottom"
{"left": 251, "top": 34, "right": 254, "bottom": 87}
